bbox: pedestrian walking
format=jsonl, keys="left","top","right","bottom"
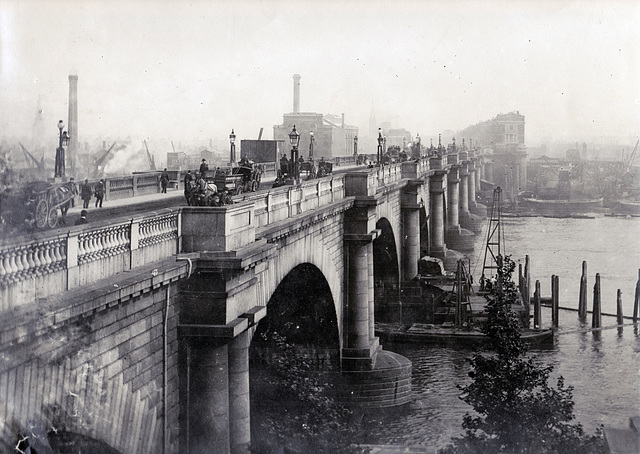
{"left": 94, "top": 179, "right": 104, "bottom": 207}
{"left": 160, "top": 168, "right": 170, "bottom": 193}
{"left": 184, "top": 170, "right": 193, "bottom": 205}
{"left": 81, "top": 179, "right": 92, "bottom": 209}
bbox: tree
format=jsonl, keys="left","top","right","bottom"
{"left": 250, "top": 331, "right": 358, "bottom": 454}
{"left": 442, "top": 256, "right": 604, "bottom": 454}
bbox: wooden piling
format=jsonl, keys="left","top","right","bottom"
{"left": 524, "top": 255, "right": 530, "bottom": 308}
{"left": 616, "top": 289, "right": 624, "bottom": 325}
{"left": 553, "top": 275, "right": 560, "bottom": 328}
{"left": 634, "top": 269, "right": 640, "bottom": 323}
{"left": 592, "top": 273, "right": 602, "bottom": 328}
{"left": 552, "top": 275, "right": 559, "bottom": 328}
{"left": 578, "top": 261, "right": 588, "bottom": 320}
{"left": 534, "top": 280, "right": 541, "bottom": 329}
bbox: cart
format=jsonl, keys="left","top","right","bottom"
{"left": 0, "top": 180, "right": 77, "bottom": 229}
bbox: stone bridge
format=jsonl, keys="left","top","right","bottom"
{"left": 0, "top": 149, "right": 488, "bottom": 453}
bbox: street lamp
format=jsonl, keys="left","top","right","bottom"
{"left": 289, "top": 125, "right": 300, "bottom": 183}
{"left": 229, "top": 129, "right": 236, "bottom": 164}
{"left": 309, "top": 131, "right": 314, "bottom": 160}
{"left": 353, "top": 135, "right": 358, "bottom": 157}
{"left": 55, "top": 120, "right": 70, "bottom": 178}
{"left": 377, "top": 128, "right": 383, "bottom": 165}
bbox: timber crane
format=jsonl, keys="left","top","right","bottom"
{"left": 481, "top": 186, "right": 505, "bottom": 281}
{"left": 144, "top": 140, "right": 156, "bottom": 171}
{"left": 91, "top": 142, "right": 126, "bottom": 178}
{"left": 18, "top": 143, "right": 45, "bottom": 173}
{"left": 625, "top": 139, "right": 639, "bottom": 173}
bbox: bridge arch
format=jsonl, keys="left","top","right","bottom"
{"left": 250, "top": 262, "right": 340, "bottom": 368}
{"left": 249, "top": 263, "right": 342, "bottom": 452}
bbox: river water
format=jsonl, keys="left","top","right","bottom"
{"left": 361, "top": 215, "right": 640, "bottom": 449}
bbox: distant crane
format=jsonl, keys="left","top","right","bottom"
{"left": 18, "top": 143, "right": 45, "bottom": 173}
{"left": 625, "top": 139, "right": 639, "bottom": 173}
{"left": 91, "top": 142, "right": 126, "bottom": 178}
{"left": 144, "top": 140, "right": 156, "bottom": 171}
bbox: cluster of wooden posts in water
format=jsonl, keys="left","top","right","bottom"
{"left": 522, "top": 257, "right": 640, "bottom": 331}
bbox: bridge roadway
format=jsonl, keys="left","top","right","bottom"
{"left": 0, "top": 150, "right": 489, "bottom": 453}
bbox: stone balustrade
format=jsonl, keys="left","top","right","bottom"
{"left": 0, "top": 209, "right": 180, "bottom": 311}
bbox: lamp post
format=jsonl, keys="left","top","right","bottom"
{"left": 229, "top": 129, "right": 236, "bottom": 165}
{"left": 309, "top": 131, "right": 314, "bottom": 160}
{"left": 377, "top": 128, "right": 383, "bottom": 165}
{"left": 289, "top": 124, "right": 300, "bottom": 183}
{"left": 353, "top": 135, "right": 358, "bottom": 157}
{"left": 54, "top": 120, "right": 70, "bottom": 178}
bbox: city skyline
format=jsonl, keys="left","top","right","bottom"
{"left": 2, "top": 0, "right": 639, "bottom": 151}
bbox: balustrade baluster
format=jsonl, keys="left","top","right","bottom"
{"left": 88, "top": 232, "right": 97, "bottom": 258}
{"left": 40, "top": 242, "right": 52, "bottom": 270}
{"left": 32, "top": 244, "right": 42, "bottom": 271}
{"left": 25, "top": 245, "right": 35, "bottom": 272}
{"left": 117, "top": 227, "right": 127, "bottom": 252}
{"left": 52, "top": 240, "right": 64, "bottom": 269}
{"left": 15, "top": 247, "right": 26, "bottom": 278}
{"left": 101, "top": 229, "right": 110, "bottom": 257}
{"left": 104, "top": 228, "right": 114, "bottom": 256}
{"left": 0, "top": 252, "right": 6, "bottom": 281}
{"left": 95, "top": 230, "right": 105, "bottom": 258}
{"left": 77, "top": 234, "right": 87, "bottom": 264}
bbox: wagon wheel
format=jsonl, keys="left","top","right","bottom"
{"left": 34, "top": 199, "right": 49, "bottom": 229}
{"left": 47, "top": 208, "right": 59, "bottom": 228}
{"left": 251, "top": 180, "right": 258, "bottom": 192}
{"left": 235, "top": 186, "right": 243, "bottom": 196}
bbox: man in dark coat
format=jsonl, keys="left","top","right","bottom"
{"left": 94, "top": 179, "right": 104, "bottom": 207}
{"left": 160, "top": 168, "right": 170, "bottom": 193}
{"left": 81, "top": 179, "right": 92, "bottom": 209}
{"left": 199, "top": 159, "right": 209, "bottom": 178}
{"left": 183, "top": 170, "right": 193, "bottom": 205}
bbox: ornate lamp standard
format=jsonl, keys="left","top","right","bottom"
{"left": 289, "top": 125, "right": 300, "bottom": 183}
{"left": 377, "top": 128, "right": 383, "bottom": 165}
{"left": 229, "top": 129, "right": 236, "bottom": 165}
{"left": 54, "top": 120, "right": 70, "bottom": 178}
{"left": 353, "top": 135, "right": 358, "bottom": 157}
{"left": 309, "top": 131, "right": 315, "bottom": 160}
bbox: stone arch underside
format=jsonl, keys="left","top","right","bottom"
{"left": 419, "top": 200, "right": 430, "bottom": 257}
{"left": 250, "top": 262, "right": 340, "bottom": 370}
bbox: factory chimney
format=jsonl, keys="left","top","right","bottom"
{"left": 293, "top": 74, "right": 301, "bottom": 113}
{"left": 68, "top": 74, "right": 79, "bottom": 176}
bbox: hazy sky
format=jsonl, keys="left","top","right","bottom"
{"left": 1, "top": 0, "right": 639, "bottom": 148}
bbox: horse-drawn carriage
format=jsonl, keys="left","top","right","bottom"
{"left": 0, "top": 180, "right": 77, "bottom": 229}
{"left": 316, "top": 159, "right": 332, "bottom": 177}
{"left": 187, "top": 179, "right": 234, "bottom": 207}
{"left": 214, "top": 164, "right": 263, "bottom": 195}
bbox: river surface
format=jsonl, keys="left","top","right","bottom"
{"left": 361, "top": 215, "right": 640, "bottom": 449}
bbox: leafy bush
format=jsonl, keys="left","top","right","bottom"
{"left": 251, "top": 331, "right": 357, "bottom": 454}
{"left": 441, "top": 256, "right": 605, "bottom": 454}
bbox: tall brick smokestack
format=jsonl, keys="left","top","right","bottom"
{"left": 293, "top": 74, "right": 301, "bottom": 113}
{"left": 68, "top": 74, "right": 78, "bottom": 177}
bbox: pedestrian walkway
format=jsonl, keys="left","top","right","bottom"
{"left": 68, "top": 188, "right": 184, "bottom": 216}
{"left": 353, "top": 445, "right": 437, "bottom": 454}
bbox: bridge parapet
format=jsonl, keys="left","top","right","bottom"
{"left": 0, "top": 209, "right": 179, "bottom": 311}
